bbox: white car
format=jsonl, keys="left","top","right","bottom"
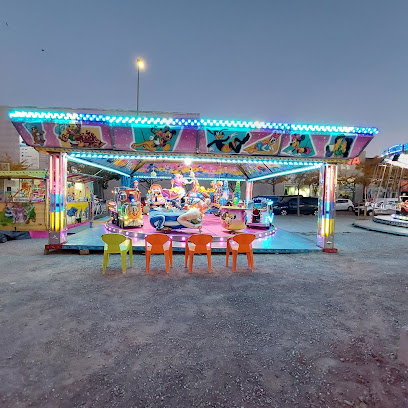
{"left": 335, "top": 199, "right": 354, "bottom": 211}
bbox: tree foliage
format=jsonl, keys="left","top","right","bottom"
{"left": 354, "top": 156, "right": 382, "bottom": 189}
{"left": 1, "top": 153, "right": 30, "bottom": 171}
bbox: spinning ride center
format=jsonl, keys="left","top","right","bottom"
{"left": 8, "top": 108, "right": 377, "bottom": 252}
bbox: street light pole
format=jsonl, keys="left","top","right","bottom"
{"left": 136, "top": 59, "right": 144, "bottom": 116}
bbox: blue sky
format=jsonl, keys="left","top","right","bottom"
{"left": 1, "top": 0, "right": 407, "bottom": 156}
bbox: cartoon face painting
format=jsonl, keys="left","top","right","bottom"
{"left": 283, "top": 134, "right": 315, "bottom": 157}
{"left": 325, "top": 135, "right": 354, "bottom": 158}
{"left": 30, "top": 126, "right": 45, "bottom": 146}
{"left": 207, "top": 130, "right": 250, "bottom": 153}
{"left": 243, "top": 133, "right": 280, "bottom": 155}
{"left": 59, "top": 124, "right": 106, "bottom": 148}
{"left": 131, "top": 126, "right": 177, "bottom": 152}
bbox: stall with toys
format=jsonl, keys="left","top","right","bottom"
{"left": 0, "top": 170, "right": 48, "bottom": 232}
{"left": 8, "top": 107, "right": 377, "bottom": 253}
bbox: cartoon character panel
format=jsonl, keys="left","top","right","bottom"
{"left": 135, "top": 162, "right": 244, "bottom": 180}
{"left": 14, "top": 121, "right": 113, "bottom": 150}
{"left": 129, "top": 125, "right": 182, "bottom": 152}
{"left": 204, "top": 129, "right": 284, "bottom": 155}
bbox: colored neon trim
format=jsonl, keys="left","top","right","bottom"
{"left": 249, "top": 163, "right": 322, "bottom": 181}
{"left": 68, "top": 152, "right": 319, "bottom": 167}
{"left": 9, "top": 110, "right": 378, "bottom": 135}
{"left": 68, "top": 156, "right": 131, "bottom": 177}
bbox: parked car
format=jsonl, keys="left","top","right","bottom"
{"left": 273, "top": 196, "right": 318, "bottom": 216}
{"left": 335, "top": 198, "right": 354, "bottom": 211}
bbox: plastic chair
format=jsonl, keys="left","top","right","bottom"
{"left": 145, "top": 234, "right": 173, "bottom": 274}
{"left": 226, "top": 233, "right": 256, "bottom": 272}
{"left": 185, "top": 234, "right": 213, "bottom": 273}
{"left": 101, "top": 233, "right": 133, "bottom": 274}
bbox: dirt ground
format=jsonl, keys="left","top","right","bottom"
{"left": 1, "top": 215, "right": 408, "bottom": 408}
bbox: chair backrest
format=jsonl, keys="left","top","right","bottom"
{"left": 228, "top": 233, "right": 256, "bottom": 251}
{"left": 188, "top": 234, "right": 213, "bottom": 250}
{"left": 101, "top": 233, "right": 127, "bottom": 252}
{"left": 145, "top": 233, "right": 169, "bottom": 250}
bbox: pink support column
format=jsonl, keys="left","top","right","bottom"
{"left": 48, "top": 153, "right": 68, "bottom": 246}
{"left": 317, "top": 163, "right": 338, "bottom": 252}
{"left": 245, "top": 181, "right": 253, "bottom": 206}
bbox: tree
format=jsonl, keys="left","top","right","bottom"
{"left": 1, "top": 153, "right": 30, "bottom": 171}
{"left": 354, "top": 156, "right": 382, "bottom": 200}
{"left": 261, "top": 175, "right": 289, "bottom": 195}
{"left": 290, "top": 170, "right": 320, "bottom": 215}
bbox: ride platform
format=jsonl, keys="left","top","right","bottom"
{"left": 52, "top": 214, "right": 321, "bottom": 254}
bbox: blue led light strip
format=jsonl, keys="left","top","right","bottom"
{"left": 249, "top": 164, "right": 322, "bottom": 182}
{"left": 68, "top": 152, "right": 320, "bottom": 167}
{"left": 9, "top": 110, "right": 378, "bottom": 135}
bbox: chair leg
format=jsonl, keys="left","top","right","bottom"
{"left": 184, "top": 246, "right": 189, "bottom": 268}
{"left": 189, "top": 251, "right": 194, "bottom": 273}
{"left": 146, "top": 252, "right": 151, "bottom": 274}
{"left": 102, "top": 253, "right": 108, "bottom": 274}
{"left": 169, "top": 247, "right": 173, "bottom": 267}
{"left": 207, "top": 250, "right": 212, "bottom": 273}
{"left": 164, "top": 251, "right": 170, "bottom": 273}
{"left": 129, "top": 244, "right": 133, "bottom": 267}
{"left": 121, "top": 252, "right": 127, "bottom": 274}
{"left": 226, "top": 245, "right": 230, "bottom": 267}
{"left": 246, "top": 252, "right": 251, "bottom": 270}
{"left": 232, "top": 250, "right": 238, "bottom": 272}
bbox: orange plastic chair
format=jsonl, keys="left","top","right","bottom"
{"left": 145, "top": 234, "right": 173, "bottom": 274}
{"left": 226, "top": 233, "right": 256, "bottom": 272}
{"left": 101, "top": 233, "right": 133, "bottom": 274}
{"left": 185, "top": 234, "right": 213, "bottom": 273}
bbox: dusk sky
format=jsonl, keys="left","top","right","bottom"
{"left": 1, "top": 0, "right": 407, "bottom": 156}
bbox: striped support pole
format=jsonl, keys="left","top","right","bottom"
{"left": 48, "top": 153, "right": 68, "bottom": 245}
{"left": 317, "top": 163, "right": 337, "bottom": 252}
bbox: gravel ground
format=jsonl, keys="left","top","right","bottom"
{"left": 0, "top": 214, "right": 408, "bottom": 408}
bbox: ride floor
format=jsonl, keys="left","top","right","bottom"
{"left": 62, "top": 215, "right": 321, "bottom": 254}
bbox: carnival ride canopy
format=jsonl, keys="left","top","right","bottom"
{"left": 9, "top": 108, "right": 377, "bottom": 182}
{"left": 381, "top": 143, "right": 408, "bottom": 170}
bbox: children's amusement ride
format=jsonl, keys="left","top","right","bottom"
{"left": 7, "top": 108, "right": 378, "bottom": 253}
{"left": 372, "top": 144, "right": 408, "bottom": 228}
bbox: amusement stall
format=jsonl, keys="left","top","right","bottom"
{"left": 8, "top": 108, "right": 377, "bottom": 253}
{"left": 0, "top": 170, "right": 48, "bottom": 232}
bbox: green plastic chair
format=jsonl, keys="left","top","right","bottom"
{"left": 101, "top": 233, "right": 133, "bottom": 274}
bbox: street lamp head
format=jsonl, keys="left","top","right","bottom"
{"left": 137, "top": 59, "right": 144, "bottom": 69}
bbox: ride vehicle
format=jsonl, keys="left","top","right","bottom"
{"left": 273, "top": 196, "right": 318, "bottom": 216}
{"left": 354, "top": 198, "right": 399, "bottom": 216}
{"left": 246, "top": 201, "right": 274, "bottom": 228}
{"left": 335, "top": 198, "right": 354, "bottom": 211}
{"left": 395, "top": 195, "right": 408, "bottom": 216}
{"left": 253, "top": 195, "right": 282, "bottom": 205}
{"left": 108, "top": 187, "right": 143, "bottom": 228}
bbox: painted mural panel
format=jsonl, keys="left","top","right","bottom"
{"left": 324, "top": 135, "right": 356, "bottom": 158}
{"left": 11, "top": 115, "right": 374, "bottom": 160}
{"left": 14, "top": 121, "right": 113, "bottom": 150}
{"left": 135, "top": 162, "right": 244, "bottom": 180}
{"left": 240, "top": 163, "right": 272, "bottom": 179}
